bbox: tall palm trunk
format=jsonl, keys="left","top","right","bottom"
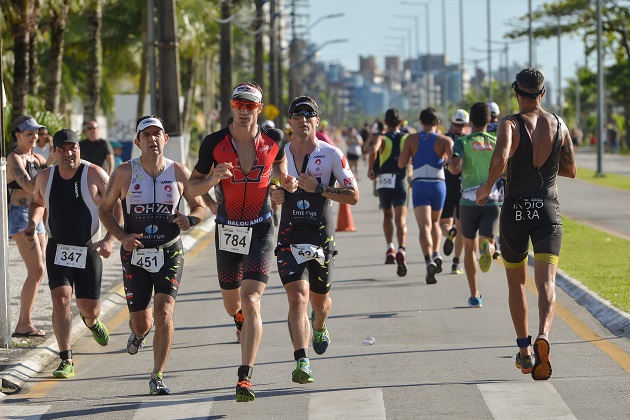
{"left": 28, "top": 0, "right": 40, "bottom": 96}
{"left": 45, "top": 1, "right": 69, "bottom": 113}
{"left": 219, "top": 0, "right": 233, "bottom": 126}
{"left": 182, "top": 57, "right": 197, "bottom": 133}
{"left": 10, "top": 0, "right": 33, "bottom": 122}
{"left": 83, "top": 0, "right": 102, "bottom": 125}
{"left": 137, "top": 0, "right": 148, "bottom": 121}
{"left": 254, "top": 0, "right": 264, "bottom": 91}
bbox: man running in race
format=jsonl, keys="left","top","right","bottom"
{"left": 271, "top": 96, "right": 359, "bottom": 385}
{"left": 477, "top": 68, "right": 576, "bottom": 381}
{"left": 368, "top": 108, "right": 409, "bottom": 276}
{"left": 189, "top": 81, "right": 297, "bottom": 402}
{"left": 100, "top": 116, "right": 206, "bottom": 395}
{"left": 448, "top": 103, "right": 503, "bottom": 308}
{"left": 398, "top": 107, "right": 453, "bottom": 284}
{"left": 441, "top": 109, "right": 468, "bottom": 274}
{"left": 26, "top": 129, "right": 118, "bottom": 378}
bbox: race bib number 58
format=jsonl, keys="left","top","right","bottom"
{"left": 218, "top": 225, "right": 252, "bottom": 255}
{"left": 377, "top": 173, "right": 396, "bottom": 189}
{"left": 54, "top": 244, "right": 88, "bottom": 269}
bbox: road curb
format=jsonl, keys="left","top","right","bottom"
{"left": 0, "top": 215, "right": 215, "bottom": 397}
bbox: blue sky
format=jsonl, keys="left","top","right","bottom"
{"left": 303, "top": 0, "right": 585, "bottom": 91}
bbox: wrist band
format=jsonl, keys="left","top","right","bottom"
{"left": 186, "top": 216, "right": 197, "bottom": 227}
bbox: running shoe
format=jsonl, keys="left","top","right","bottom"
{"left": 396, "top": 249, "right": 407, "bottom": 277}
{"left": 53, "top": 359, "right": 74, "bottom": 378}
{"left": 515, "top": 350, "right": 535, "bottom": 374}
{"left": 149, "top": 372, "right": 171, "bottom": 395}
{"left": 451, "top": 264, "right": 463, "bottom": 274}
{"left": 443, "top": 227, "right": 457, "bottom": 256}
{"left": 292, "top": 358, "right": 314, "bottom": 384}
{"left": 89, "top": 319, "right": 110, "bottom": 346}
{"left": 493, "top": 248, "right": 502, "bottom": 260}
{"left": 532, "top": 337, "right": 552, "bottom": 380}
{"left": 234, "top": 310, "right": 244, "bottom": 343}
{"left": 127, "top": 324, "right": 152, "bottom": 355}
{"left": 311, "top": 311, "right": 331, "bottom": 355}
{"left": 479, "top": 239, "right": 493, "bottom": 273}
{"left": 385, "top": 246, "right": 396, "bottom": 264}
{"left": 426, "top": 261, "right": 437, "bottom": 284}
{"left": 434, "top": 256, "right": 443, "bottom": 273}
{"left": 467, "top": 296, "right": 483, "bottom": 308}
{"left": 236, "top": 378, "right": 255, "bottom": 402}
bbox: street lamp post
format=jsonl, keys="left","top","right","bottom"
{"left": 399, "top": 1, "right": 430, "bottom": 107}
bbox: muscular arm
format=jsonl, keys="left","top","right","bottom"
{"left": 91, "top": 165, "right": 122, "bottom": 243}
{"left": 321, "top": 185, "right": 359, "bottom": 205}
{"left": 27, "top": 169, "right": 49, "bottom": 229}
{"left": 106, "top": 153, "right": 115, "bottom": 175}
{"left": 367, "top": 134, "right": 383, "bottom": 179}
{"left": 398, "top": 134, "right": 416, "bottom": 169}
{"left": 557, "top": 118, "right": 577, "bottom": 178}
{"left": 448, "top": 156, "right": 463, "bottom": 175}
{"left": 98, "top": 164, "right": 130, "bottom": 241}
{"left": 476, "top": 118, "right": 513, "bottom": 205}
{"left": 176, "top": 163, "right": 206, "bottom": 227}
{"left": 437, "top": 134, "right": 454, "bottom": 162}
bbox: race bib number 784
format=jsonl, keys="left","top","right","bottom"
{"left": 218, "top": 225, "right": 253, "bottom": 255}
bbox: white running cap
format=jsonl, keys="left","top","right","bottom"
{"left": 136, "top": 117, "right": 164, "bottom": 135}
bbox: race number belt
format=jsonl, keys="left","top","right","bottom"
{"left": 54, "top": 244, "right": 88, "bottom": 269}
{"left": 218, "top": 224, "right": 253, "bottom": 255}
{"left": 376, "top": 173, "right": 396, "bottom": 189}
{"left": 290, "top": 243, "right": 325, "bottom": 265}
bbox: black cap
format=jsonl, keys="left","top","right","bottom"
{"left": 288, "top": 96, "right": 318, "bottom": 115}
{"left": 385, "top": 108, "right": 401, "bottom": 125}
{"left": 53, "top": 129, "right": 80, "bottom": 148}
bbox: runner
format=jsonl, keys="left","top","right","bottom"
{"left": 189, "top": 81, "right": 297, "bottom": 402}
{"left": 448, "top": 103, "right": 503, "bottom": 308}
{"left": 398, "top": 107, "right": 453, "bottom": 284}
{"left": 99, "top": 116, "right": 206, "bottom": 395}
{"left": 476, "top": 68, "right": 576, "bottom": 380}
{"left": 368, "top": 108, "right": 409, "bottom": 276}
{"left": 272, "top": 96, "right": 359, "bottom": 384}
{"left": 25, "top": 129, "right": 118, "bottom": 378}
{"left": 441, "top": 109, "right": 468, "bottom": 275}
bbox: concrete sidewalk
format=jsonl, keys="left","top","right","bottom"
{"left": 1, "top": 150, "right": 629, "bottom": 395}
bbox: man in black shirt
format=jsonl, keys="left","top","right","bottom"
{"left": 80, "top": 120, "right": 114, "bottom": 175}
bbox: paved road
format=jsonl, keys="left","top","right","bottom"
{"left": 1, "top": 154, "right": 629, "bottom": 418}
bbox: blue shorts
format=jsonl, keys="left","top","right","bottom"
{"left": 411, "top": 180, "right": 446, "bottom": 210}
{"left": 8, "top": 205, "right": 45, "bottom": 237}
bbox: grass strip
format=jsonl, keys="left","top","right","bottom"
{"left": 559, "top": 217, "right": 630, "bottom": 313}
{"left": 576, "top": 167, "right": 630, "bottom": 192}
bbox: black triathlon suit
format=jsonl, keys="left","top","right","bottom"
{"left": 499, "top": 113, "right": 563, "bottom": 265}
{"left": 45, "top": 162, "right": 103, "bottom": 300}
{"left": 376, "top": 131, "right": 409, "bottom": 210}
{"left": 443, "top": 131, "right": 463, "bottom": 220}
{"left": 120, "top": 158, "right": 184, "bottom": 312}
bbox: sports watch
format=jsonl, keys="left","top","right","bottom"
{"left": 315, "top": 184, "right": 325, "bottom": 195}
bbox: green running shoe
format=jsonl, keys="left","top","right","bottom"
{"left": 292, "top": 358, "right": 314, "bottom": 384}
{"left": 236, "top": 378, "right": 255, "bottom": 402}
{"left": 311, "top": 311, "right": 330, "bottom": 355}
{"left": 53, "top": 359, "right": 74, "bottom": 378}
{"left": 149, "top": 372, "right": 171, "bottom": 395}
{"left": 89, "top": 319, "right": 110, "bottom": 346}
{"left": 479, "top": 239, "right": 493, "bottom": 273}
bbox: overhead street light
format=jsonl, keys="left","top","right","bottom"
{"left": 302, "top": 13, "right": 345, "bottom": 36}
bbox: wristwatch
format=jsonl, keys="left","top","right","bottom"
{"left": 315, "top": 184, "right": 325, "bottom": 195}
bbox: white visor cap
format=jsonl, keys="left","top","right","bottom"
{"left": 136, "top": 117, "right": 164, "bottom": 135}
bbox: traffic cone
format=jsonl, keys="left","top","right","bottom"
{"left": 336, "top": 203, "right": 357, "bottom": 232}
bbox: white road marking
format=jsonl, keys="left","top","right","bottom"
{"left": 479, "top": 382, "right": 576, "bottom": 420}
{"left": 1, "top": 404, "right": 51, "bottom": 419}
{"left": 308, "top": 388, "right": 386, "bottom": 420}
{"left": 132, "top": 397, "right": 214, "bottom": 420}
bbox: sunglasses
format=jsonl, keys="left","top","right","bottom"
{"left": 289, "top": 110, "right": 318, "bottom": 120}
{"left": 86, "top": 126, "right": 98, "bottom": 130}
{"left": 231, "top": 100, "right": 262, "bottom": 111}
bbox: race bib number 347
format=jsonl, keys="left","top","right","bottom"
{"left": 54, "top": 244, "right": 88, "bottom": 269}
{"left": 218, "top": 225, "right": 252, "bottom": 255}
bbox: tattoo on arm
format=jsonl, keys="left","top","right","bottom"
{"left": 325, "top": 187, "right": 349, "bottom": 195}
{"left": 105, "top": 171, "right": 117, "bottom": 197}
{"left": 560, "top": 141, "right": 575, "bottom": 166}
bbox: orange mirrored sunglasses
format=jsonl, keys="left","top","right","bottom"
{"left": 231, "top": 100, "right": 262, "bottom": 111}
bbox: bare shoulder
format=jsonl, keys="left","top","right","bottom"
{"left": 87, "top": 162, "right": 109, "bottom": 184}
{"left": 37, "top": 166, "right": 52, "bottom": 185}
{"left": 173, "top": 161, "right": 192, "bottom": 179}
{"left": 110, "top": 161, "right": 132, "bottom": 183}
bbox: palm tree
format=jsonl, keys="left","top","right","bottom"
{"left": 82, "top": 0, "right": 102, "bottom": 125}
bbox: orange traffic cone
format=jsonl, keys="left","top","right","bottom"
{"left": 336, "top": 203, "right": 357, "bottom": 232}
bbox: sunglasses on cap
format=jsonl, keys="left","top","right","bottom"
{"left": 511, "top": 81, "right": 544, "bottom": 99}
{"left": 231, "top": 100, "right": 262, "bottom": 111}
{"left": 289, "top": 110, "right": 318, "bottom": 120}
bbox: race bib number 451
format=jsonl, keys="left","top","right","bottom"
{"left": 54, "top": 244, "right": 88, "bottom": 269}
{"left": 131, "top": 248, "right": 165, "bottom": 273}
{"left": 218, "top": 224, "right": 252, "bottom": 255}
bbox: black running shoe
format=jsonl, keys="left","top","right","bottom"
{"left": 236, "top": 378, "right": 255, "bottom": 402}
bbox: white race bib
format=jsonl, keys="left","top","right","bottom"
{"left": 376, "top": 173, "right": 396, "bottom": 189}
{"left": 218, "top": 225, "right": 252, "bottom": 255}
{"left": 54, "top": 244, "right": 88, "bottom": 269}
{"left": 131, "top": 248, "right": 165, "bottom": 273}
{"left": 290, "top": 243, "right": 325, "bottom": 265}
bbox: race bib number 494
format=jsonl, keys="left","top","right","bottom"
{"left": 131, "top": 248, "right": 165, "bottom": 273}
{"left": 218, "top": 225, "right": 252, "bottom": 255}
{"left": 54, "top": 244, "right": 88, "bottom": 269}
